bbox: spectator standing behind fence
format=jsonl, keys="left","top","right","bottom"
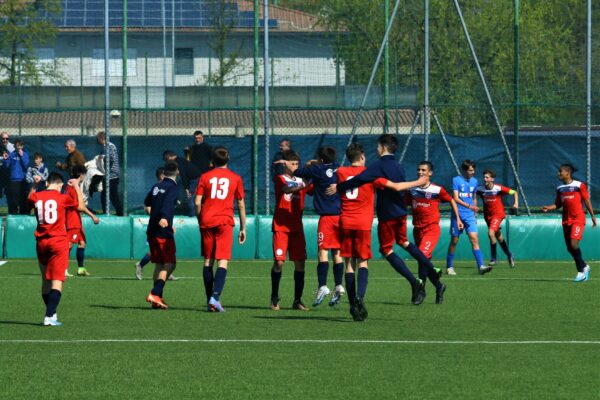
{"left": 4, "top": 139, "right": 30, "bottom": 214}
{"left": 271, "top": 138, "right": 292, "bottom": 178}
{"left": 0, "top": 132, "right": 15, "bottom": 199}
{"left": 26, "top": 152, "right": 49, "bottom": 190}
{"left": 56, "top": 139, "right": 86, "bottom": 175}
{"left": 186, "top": 130, "right": 212, "bottom": 176}
{"left": 163, "top": 150, "right": 199, "bottom": 216}
{"left": 96, "top": 131, "right": 123, "bottom": 216}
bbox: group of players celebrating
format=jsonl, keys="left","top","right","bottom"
{"left": 30, "top": 134, "right": 596, "bottom": 326}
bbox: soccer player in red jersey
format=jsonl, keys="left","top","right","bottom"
{"left": 195, "top": 146, "right": 246, "bottom": 312}
{"left": 337, "top": 143, "right": 388, "bottom": 320}
{"left": 271, "top": 150, "right": 310, "bottom": 311}
{"left": 401, "top": 162, "right": 461, "bottom": 303}
{"left": 476, "top": 169, "right": 518, "bottom": 268}
{"left": 64, "top": 165, "right": 100, "bottom": 277}
{"left": 542, "top": 164, "right": 596, "bottom": 282}
{"left": 29, "top": 172, "right": 83, "bottom": 326}
{"left": 144, "top": 162, "right": 180, "bottom": 309}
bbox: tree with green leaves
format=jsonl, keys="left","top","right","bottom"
{"left": 0, "top": 0, "right": 62, "bottom": 86}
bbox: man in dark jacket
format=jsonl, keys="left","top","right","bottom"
{"left": 163, "top": 150, "right": 199, "bottom": 216}
{"left": 4, "top": 138, "right": 30, "bottom": 214}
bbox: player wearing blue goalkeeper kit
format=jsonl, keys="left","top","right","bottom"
{"left": 446, "top": 160, "right": 492, "bottom": 275}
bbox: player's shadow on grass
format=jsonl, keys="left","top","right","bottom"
{"left": 253, "top": 315, "right": 352, "bottom": 323}
{"left": 221, "top": 304, "right": 272, "bottom": 311}
{"left": 89, "top": 304, "right": 201, "bottom": 312}
{"left": 0, "top": 320, "right": 44, "bottom": 327}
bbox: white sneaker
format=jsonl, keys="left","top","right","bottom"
{"left": 328, "top": 285, "right": 346, "bottom": 306}
{"left": 65, "top": 270, "right": 73, "bottom": 278}
{"left": 446, "top": 267, "right": 457, "bottom": 276}
{"left": 134, "top": 262, "right": 143, "bottom": 280}
{"left": 43, "top": 314, "right": 62, "bottom": 326}
{"left": 573, "top": 272, "right": 587, "bottom": 282}
{"left": 584, "top": 265, "right": 590, "bottom": 280}
{"left": 312, "top": 285, "right": 331, "bottom": 307}
{"left": 168, "top": 274, "right": 178, "bottom": 281}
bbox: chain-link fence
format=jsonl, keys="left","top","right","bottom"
{"left": 0, "top": 0, "right": 598, "bottom": 215}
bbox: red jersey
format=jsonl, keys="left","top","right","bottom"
{"left": 477, "top": 184, "right": 512, "bottom": 218}
{"left": 65, "top": 185, "right": 83, "bottom": 230}
{"left": 272, "top": 174, "right": 306, "bottom": 232}
{"left": 196, "top": 167, "right": 244, "bottom": 228}
{"left": 337, "top": 166, "right": 386, "bottom": 230}
{"left": 406, "top": 183, "right": 452, "bottom": 228}
{"left": 29, "top": 189, "right": 79, "bottom": 239}
{"left": 555, "top": 180, "right": 589, "bottom": 225}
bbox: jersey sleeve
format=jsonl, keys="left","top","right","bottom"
{"left": 439, "top": 187, "right": 453, "bottom": 203}
{"left": 195, "top": 176, "right": 206, "bottom": 196}
{"left": 235, "top": 175, "right": 245, "bottom": 200}
{"left": 500, "top": 185, "right": 513, "bottom": 195}
{"left": 452, "top": 176, "right": 460, "bottom": 191}
{"left": 144, "top": 187, "right": 153, "bottom": 207}
{"left": 580, "top": 183, "right": 589, "bottom": 200}
{"left": 372, "top": 177, "right": 388, "bottom": 189}
{"left": 554, "top": 190, "right": 562, "bottom": 208}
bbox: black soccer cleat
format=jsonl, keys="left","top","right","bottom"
{"left": 411, "top": 280, "right": 426, "bottom": 305}
{"left": 349, "top": 305, "right": 362, "bottom": 321}
{"left": 435, "top": 283, "right": 447, "bottom": 305}
{"left": 356, "top": 297, "right": 368, "bottom": 321}
{"left": 479, "top": 265, "right": 493, "bottom": 275}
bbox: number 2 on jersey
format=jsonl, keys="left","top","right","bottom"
{"left": 209, "top": 177, "right": 230, "bottom": 199}
{"left": 35, "top": 199, "right": 58, "bottom": 224}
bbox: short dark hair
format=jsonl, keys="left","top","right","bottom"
{"left": 346, "top": 143, "right": 364, "bottom": 163}
{"left": 483, "top": 168, "right": 496, "bottom": 178}
{"left": 559, "top": 163, "right": 577, "bottom": 174}
{"left": 377, "top": 134, "right": 398, "bottom": 154}
{"left": 14, "top": 138, "right": 23, "bottom": 147}
{"left": 282, "top": 150, "right": 300, "bottom": 162}
{"left": 156, "top": 167, "right": 165, "bottom": 179}
{"left": 162, "top": 150, "right": 177, "bottom": 160}
{"left": 96, "top": 131, "right": 106, "bottom": 140}
{"left": 212, "top": 146, "right": 230, "bottom": 167}
{"left": 194, "top": 130, "right": 204, "bottom": 137}
{"left": 70, "top": 164, "right": 87, "bottom": 179}
{"left": 280, "top": 138, "right": 291, "bottom": 145}
{"left": 461, "top": 159, "right": 476, "bottom": 171}
{"left": 317, "top": 146, "right": 336, "bottom": 164}
{"left": 47, "top": 172, "right": 64, "bottom": 185}
{"left": 418, "top": 161, "right": 434, "bottom": 172}
{"left": 164, "top": 161, "right": 178, "bottom": 177}
{"left": 33, "top": 152, "right": 43, "bottom": 160}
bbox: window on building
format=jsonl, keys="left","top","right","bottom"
{"left": 92, "top": 48, "right": 137, "bottom": 77}
{"left": 175, "top": 48, "right": 193, "bottom": 75}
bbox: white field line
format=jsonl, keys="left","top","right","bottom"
{"left": 0, "top": 339, "right": 599, "bottom": 345}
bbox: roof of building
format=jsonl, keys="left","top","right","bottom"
{"left": 0, "top": 109, "right": 416, "bottom": 135}
{"left": 41, "top": 0, "right": 325, "bottom": 33}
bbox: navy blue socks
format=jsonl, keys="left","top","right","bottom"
{"left": 151, "top": 279, "right": 165, "bottom": 297}
{"left": 271, "top": 267, "right": 282, "bottom": 299}
{"left": 333, "top": 262, "right": 344, "bottom": 286}
{"left": 76, "top": 248, "right": 85, "bottom": 268}
{"left": 294, "top": 270, "right": 304, "bottom": 302}
{"left": 212, "top": 267, "right": 228, "bottom": 301}
{"left": 490, "top": 242, "right": 497, "bottom": 260}
{"left": 203, "top": 266, "right": 214, "bottom": 302}
{"left": 139, "top": 253, "right": 151, "bottom": 268}
{"left": 357, "top": 268, "right": 368, "bottom": 298}
{"left": 345, "top": 272, "right": 356, "bottom": 305}
{"left": 45, "top": 289, "right": 61, "bottom": 317}
{"left": 317, "top": 262, "right": 328, "bottom": 287}
{"left": 499, "top": 240, "right": 511, "bottom": 257}
{"left": 385, "top": 253, "right": 416, "bottom": 285}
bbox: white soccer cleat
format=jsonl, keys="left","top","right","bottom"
{"left": 573, "top": 272, "right": 587, "bottom": 282}
{"left": 583, "top": 265, "right": 590, "bottom": 281}
{"left": 446, "top": 267, "right": 457, "bottom": 276}
{"left": 43, "top": 314, "right": 62, "bottom": 326}
{"left": 313, "top": 285, "right": 331, "bottom": 307}
{"left": 168, "top": 274, "right": 179, "bottom": 281}
{"left": 134, "top": 262, "right": 143, "bottom": 280}
{"left": 328, "top": 285, "right": 346, "bottom": 306}
{"left": 65, "top": 270, "right": 73, "bottom": 278}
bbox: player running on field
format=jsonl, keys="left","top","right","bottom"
{"left": 144, "top": 162, "right": 180, "bottom": 309}
{"left": 278, "top": 146, "right": 345, "bottom": 307}
{"left": 29, "top": 172, "right": 83, "bottom": 326}
{"left": 476, "top": 169, "right": 518, "bottom": 268}
{"left": 542, "top": 164, "right": 596, "bottom": 282}
{"left": 64, "top": 165, "right": 100, "bottom": 277}
{"left": 332, "top": 134, "right": 445, "bottom": 305}
{"left": 446, "top": 160, "right": 492, "bottom": 276}
{"left": 270, "top": 150, "right": 310, "bottom": 311}
{"left": 195, "top": 146, "right": 246, "bottom": 312}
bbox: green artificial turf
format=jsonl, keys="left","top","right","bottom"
{"left": 0, "top": 259, "right": 598, "bottom": 399}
